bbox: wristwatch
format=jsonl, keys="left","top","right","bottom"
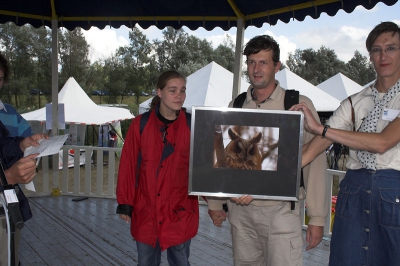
{"left": 322, "top": 125, "right": 330, "bottom": 138}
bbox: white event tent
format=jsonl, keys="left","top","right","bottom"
{"left": 22, "top": 77, "right": 134, "bottom": 168}
{"left": 140, "top": 65, "right": 341, "bottom": 114}
{"left": 317, "top": 73, "right": 364, "bottom": 102}
{"left": 139, "top": 62, "right": 250, "bottom": 114}
{"left": 22, "top": 77, "right": 134, "bottom": 125}
{"left": 364, "top": 79, "right": 376, "bottom": 88}
{"left": 276, "top": 69, "right": 341, "bottom": 112}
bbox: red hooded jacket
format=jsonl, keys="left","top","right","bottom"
{"left": 116, "top": 108, "right": 199, "bottom": 251}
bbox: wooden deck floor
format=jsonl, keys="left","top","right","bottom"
{"left": 19, "top": 196, "right": 330, "bottom": 265}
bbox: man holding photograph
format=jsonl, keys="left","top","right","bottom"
{"left": 207, "top": 35, "right": 329, "bottom": 266}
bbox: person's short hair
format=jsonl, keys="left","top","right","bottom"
{"left": 366, "top": 21, "right": 400, "bottom": 52}
{"left": 0, "top": 53, "right": 10, "bottom": 83}
{"left": 243, "top": 35, "right": 280, "bottom": 63}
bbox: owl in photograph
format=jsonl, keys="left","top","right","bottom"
{"left": 225, "top": 128, "right": 262, "bottom": 170}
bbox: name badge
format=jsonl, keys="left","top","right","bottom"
{"left": 382, "top": 108, "right": 400, "bottom": 121}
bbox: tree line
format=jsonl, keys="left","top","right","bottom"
{"left": 286, "top": 46, "right": 376, "bottom": 86}
{"left": 0, "top": 22, "right": 375, "bottom": 115}
{"left": 0, "top": 22, "right": 236, "bottom": 113}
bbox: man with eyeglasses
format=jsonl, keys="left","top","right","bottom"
{"left": 207, "top": 34, "right": 329, "bottom": 266}
{"left": 291, "top": 21, "right": 400, "bottom": 265}
{"left": 369, "top": 42, "right": 400, "bottom": 57}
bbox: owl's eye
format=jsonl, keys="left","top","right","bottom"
{"left": 234, "top": 145, "right": 241, "bottom": 154}
{"left": 249, "top": 146, "right": 255, "bottom": 156}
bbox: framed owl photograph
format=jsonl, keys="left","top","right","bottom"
{"left": 188, "top": 106, "right": 304, "bottom": 201}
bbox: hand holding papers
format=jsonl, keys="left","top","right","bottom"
{"left": 24, "top": 134, "right": 68, "bottom": 158}
{"left": 24, "top": 134, "right": 68, "bottom": 191}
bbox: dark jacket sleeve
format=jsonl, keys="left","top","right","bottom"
{"left": 0, "top": 121, "right": 32, "bottom": 221}
{"left": 0, "top": 136, "right": 24, "bottom": 168}
{"left": 116, "top": 204, "right": 133, "bottom": 217}
{"left": 0, "top": 120, "right": 24, "bottom": 168}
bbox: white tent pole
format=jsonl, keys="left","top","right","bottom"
{"left": 232, "top": 18, "right": 245, "bottom": 99}
{"left": 51, "top": 19, "right": 60, "bottom": 193}
{"left": 79, "top": 125, "right": 86, "bottom": 145}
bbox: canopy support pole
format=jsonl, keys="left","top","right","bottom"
{"left": 51, "top": 18, "right": 60, "bottom": 192}
{"left": 232, "top": 18, "right": 245, "bottom": 99}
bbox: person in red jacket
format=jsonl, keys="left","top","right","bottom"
{"left": 116, "top": 70, "right": 199, "bottom": 266}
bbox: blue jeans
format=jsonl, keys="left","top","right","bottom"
{"left": 136, "top": 239, "right": 191, "bottom": 266}
{"left": 329, "top": 169, "right": 400, "bottom": 266}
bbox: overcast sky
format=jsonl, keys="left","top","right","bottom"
{"left": 82, "top": 2, "right": 400, "bottom": 65}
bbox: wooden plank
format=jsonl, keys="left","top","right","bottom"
{"left": 33, "top": 197, "right": 136, "bottom": 265}
{"left": 19, "top": 196, "right": 330, "bottom": 265}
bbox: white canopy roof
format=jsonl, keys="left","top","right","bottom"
{"left": 139, "top": 61, "right": 250, "bottom": 114}
{"left": 317, "top": 72, "right": 363, "bottom": 101}
{"left": 276, "top": 69, "right": 341, "bottom": 112}
{"left": 22, "top": 77, "right": 134, "bottom": 125}
{"left": 363, "top": 79, "right": 376, "bottom": 88}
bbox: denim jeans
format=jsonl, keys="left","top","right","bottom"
{"left": 136, "top": 239, "right": 191, "bottom": 266}
{"left": 329, "top": 169, "right": 400, "bottom": 266}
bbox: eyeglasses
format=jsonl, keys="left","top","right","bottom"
{"left": 370, "top": 46, "right": 400, "bottom": 57}
{"left": 246, "top": 60, "right": 268, "bottom": 66}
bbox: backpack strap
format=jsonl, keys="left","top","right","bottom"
{"left": 140, "top": 111, "right": 151, "bottom": 134}
{"left": 234, "top": 90, "right": 299, "bottom": 110}
{"left": 136, "top": 111, "right": 151, "bottom": 187}
{"left": 233, "top": 92, "right": 247, "bottom": 108}
{"left": 284, "top": 90, "right": 302, "bottom": 210}
{"left": 283, "top": 90, "right": 304, "bottom": 186}
{"left": 347, "top": 96, "right": 355, "bottom": 131}
{"left": 184, "top": 111, "right": 191, "bottom": 130}
{"left": 284, "top": 90, "right": 299, "bottom": 110}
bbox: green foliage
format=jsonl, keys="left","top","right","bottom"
{"left": 286, "top": 46, "right": 376, "bottom": 86}
{"left": 3, "top": 23, "right": 378, "bottom": 141}
{"left": 212, "top": 34, "right": 235, "bottom": 72}
{"left": 0, "top": 24, "right": 30, "bottom": 103}
{"left": 58, "top": 28, "right": 90, "bottom": 91}
{"left": 86, "top": 61, "right": 105, "bottom": 94}
{"left": 34, "top": 27, "right": 52, "bottom": 102}
{"left": 117, "top": 28, "right": 154, "bottom": 97}
{"left": 286, "top": 46, "right": 346, "bottom": 85}
{"left": 345, "top": 50, "right": 376, "bottom": 85}
{"left": 0, "top": 24, "right": 236, "bottom": 110}
{"left": 151, "top": 27, "right": 235, "bottom": 77}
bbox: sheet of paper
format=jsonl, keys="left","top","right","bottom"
{"left": 24, "top": 134, "right": 68, "bottom": 191}
{"left": 24, "top": 134, "right": 68, "bottom": 158}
